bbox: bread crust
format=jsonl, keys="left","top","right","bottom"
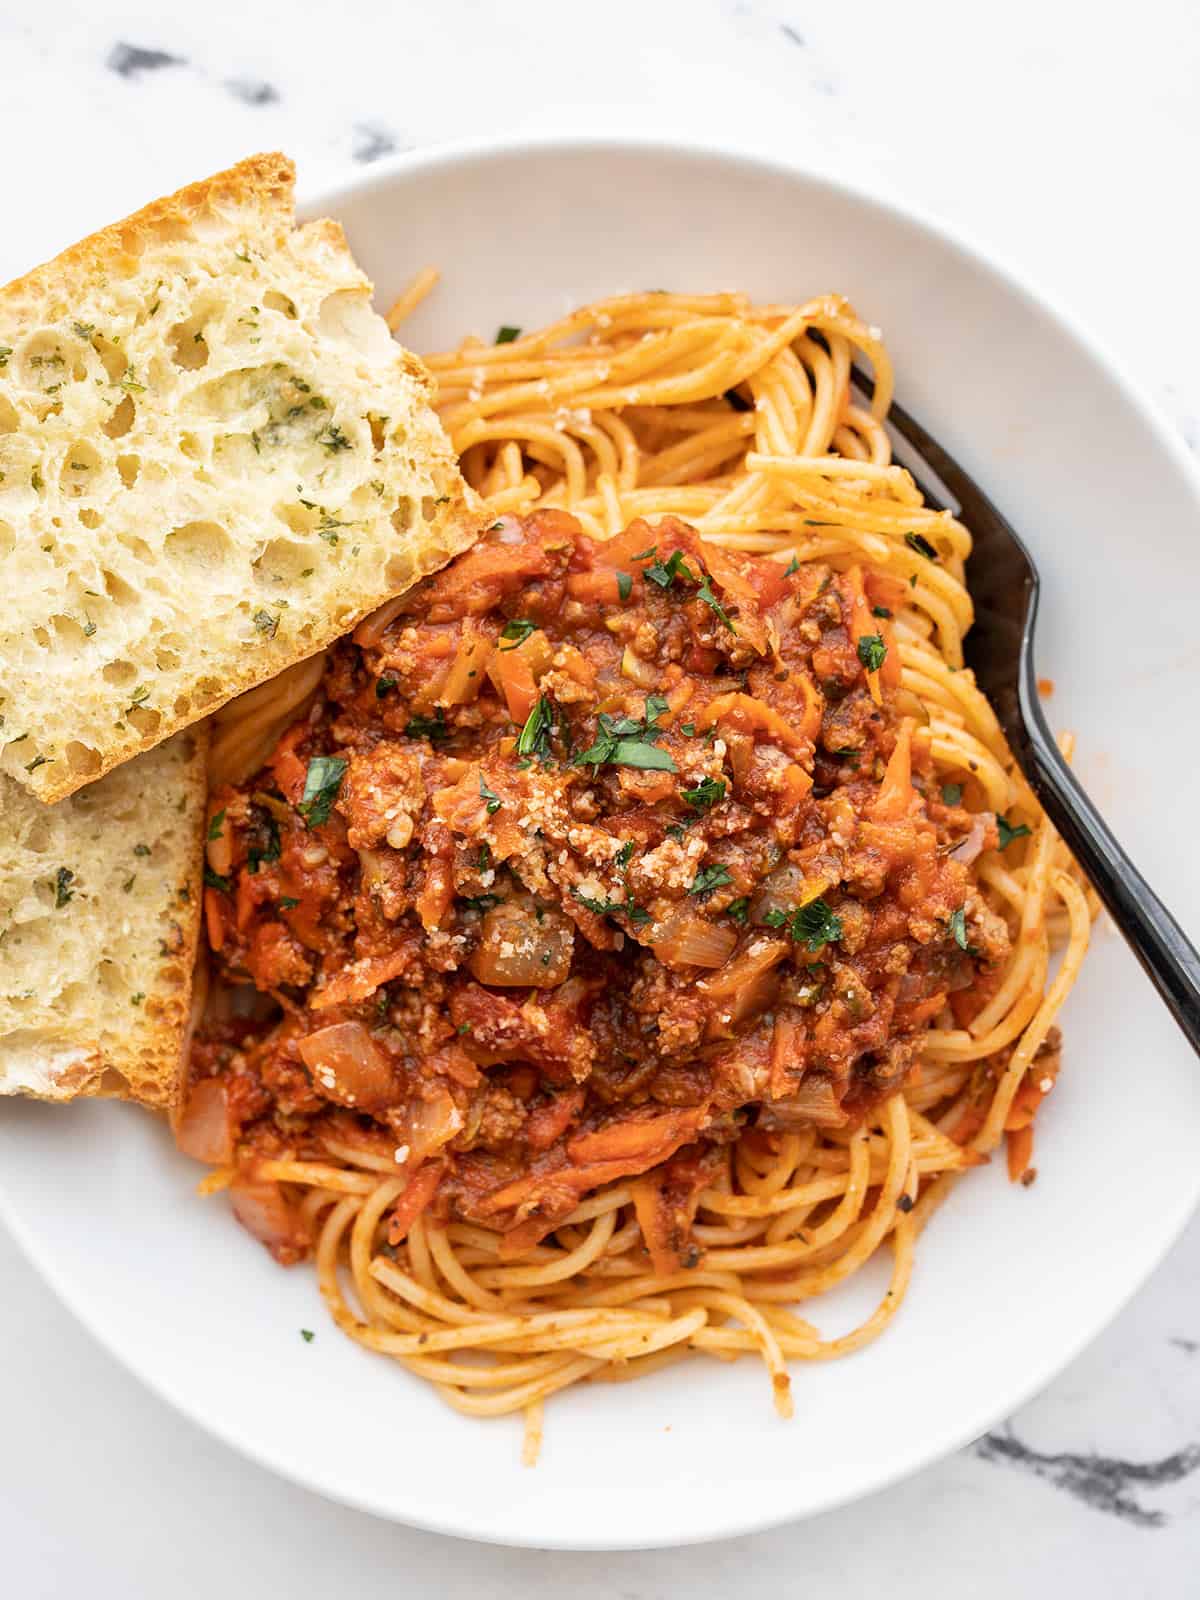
{"left": 0, "top": 152, "right": 481, "bottom": 805}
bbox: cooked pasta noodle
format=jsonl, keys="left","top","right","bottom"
{"left": 194, "top": 284, "right": 1093, "bottom": 1463}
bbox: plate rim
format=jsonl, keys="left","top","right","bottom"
{"left": 4, "top": 127, "right": 1200, "bottom": 1550}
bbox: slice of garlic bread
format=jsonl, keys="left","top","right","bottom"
{"left": 0, "top": 731, "right": 205, "bottom": 1106}
{"left": 0, "top": 152, "right": 477, "bottom": 805}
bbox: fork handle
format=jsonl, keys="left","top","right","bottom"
{"left": 1018, "top": 680, "right": 1200, "bottom": 1053}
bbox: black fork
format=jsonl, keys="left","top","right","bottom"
{"left": 851, "top": 369, "right": 1200, "bottom": 1053}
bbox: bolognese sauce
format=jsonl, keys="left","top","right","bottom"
{"left": 189, "top": 511, "right": 1010, "bottom": 1269}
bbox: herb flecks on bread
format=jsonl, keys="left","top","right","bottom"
{"left": 0, "top": 152, "right": 476, "bottom": 804}
{"left": 0, "top": 732, "right": 206, "bottom": 1106}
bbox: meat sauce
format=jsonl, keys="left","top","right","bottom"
{"left": 192, "top": 512, "right": 1009, "bottom": 1261}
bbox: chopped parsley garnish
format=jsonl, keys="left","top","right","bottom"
{"left": 207, "top": 809, "right": 226, "bottom": 841}
{"left": 689, "top": 863, "right": 734, "bottom": 898}
{"left": 480, "top": 775, "right": 502, "bottom": 815}
{"left": 616, "top": 571, "right": 633, "bottom": 602}
{"left": 948, "top": 907, "right": 978, "bottom": 953}
{"left": 643, "top": 548, "right": 695, "bottom": 589}
{"left": 130, "top": 992, "right": 145, "bottom": 1006}
{"left": 857, "top": 633, "right": 887, "bottom": 672}
{"left": 630, "top": 545, "right": 657, "bottom": 560}
{"left": 724, "top": 386, "right": 753, "bottom": 412}
{"left": 82, "top": 616, "right": 97, "bottom": 637}
{"left": 696, "top": 573, "right": 735, "bottom": 633}
{"left": 495, "top": 325, "right": 521, "bottom": 344}
{"left": 614, "top": 839, "right": 636, "bottom": 869}
{"left": 681, "top": 776, "right": 726, "bottom": 812}
{"left": 459, "top": 893, "right": 500, "bottom": 912}
{"left": 456, "top": 1022, "right": 472, "bottom": 1035}
{"left": 203, "top": 865, "right": 232, "bottom": 894}
{"left": 318, "top": 424, "right": 351, "bottom": 453}
{"left": 54, "top": 867, "right": 75, "bottom": 908}
{"left": 133, "top": 843, "right": 151, "bottom": 858}
{"left": 247, "top": 809, "right": 281, "bottom": 873}
{"left": 278, "top": 896, "right": 300, "bottom": 911}
{"left": 375, "top": 676, "right": 399, "bottom": 698}
{"left": 405, "top": 708, "right": 449, "bottom": 743}
{"left": 253, "top": 609, "right": 279, "bottom": 638}
{"left": 574, "top": 696, "right": 677, "bottom": 773}
{"left": 726, "top": 896, "right": 749, "bottom": 924}
{"left": 25, "top": 754, "right": 49, "bottom": 773}
{"left": 872, "top": 605, "right": 892, "bottom": 619}
{"left": 573, "top": 887, "right": 650, "bottom": 924}
{"left": 765, "top": 897, "right": 843, "bottom": 952}
{"left": 297, "top": 755, "right": 348, "bottom": 828}
{"left": 72, "top": 322, "right": 95, "bottom": 339}
{"left": 516, "top": 695, "right": 555, "bottom": 760}
{"left": 499, "top": 619, "right": 537, "bottom": 651}
{"left": 997, "top": 815, "right": 1032, "bottom": 850}
{"left": 129, "top": 685, "right": 151, "bottom": 707}
{"left": 680, "top": 722, "right": 696, "bottom": 737}
{"left": 784, "top": 555, "right": 801, "bottom": 576}
{"left": 665, "top": 824, "right": 686, "bottom": 843}
{"left": 300, "top": 1329, "right": 315, "bottom": 1343}
{"left": 905, "top": 531, "right": 938, "bottom": 562}
{"left": 941, "top": 782, "right": 963, "bottom": 806}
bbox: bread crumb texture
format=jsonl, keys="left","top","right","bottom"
{"left": 0, "top": 152, "right": 476, "bottom": 803}
{"left": 0, "top": 731, "right": 205, "bottom": 1105}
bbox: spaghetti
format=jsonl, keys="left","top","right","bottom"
{"left": 182, "top": 287, "right": 1094, "bottom": 1463}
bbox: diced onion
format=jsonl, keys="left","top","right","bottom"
{"left": 767, "top": 1074, "right": 847, "bottom": 1128}
{"left": 469, "top": 904, "right": 574, "bottom": 987}
{"left": 652, "top": 911, "right": 737, "bottom": 970}
{"left": 297, "top": 1021, "right": 395, "bottom": 1109}
{"left": 175, "top": 1077, "right": 233, "bottom": 1164}
{"left": 230, "top": 1178, "right": 306, "bottom": 1255}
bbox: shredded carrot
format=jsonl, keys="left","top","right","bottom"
{"left": 1006, "top": 1124, "right": 1035, "bottom": 1182}
{"left": 871, "top": 718, "right": 915, "bottom": 821}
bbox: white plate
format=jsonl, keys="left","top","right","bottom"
{"left": 3, "top": 135, "right": 1200, "bottom": 1550}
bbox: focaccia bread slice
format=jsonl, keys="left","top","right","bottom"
{"left": 0, "top": 731, "right": 205, "bottom": 1106}
{"left": 0, "top": 152, "right": 477, "bottom": 804}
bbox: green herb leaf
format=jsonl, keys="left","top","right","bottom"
{"left": 948, "top": 906, "right": 979, "bottom": 954}
{"left": 516, "top": 695, "right": 555, "bottom": 760}
{"left": 495, "top": 325, "right": 521, "bottom": 344}
{"left": 480, "top": 775, "right": 502, "bottom": 815}
{"left": 375, "top": 676, "right": 399, "bottom": 698}
{"left": 572, "top": 886, "right": 649, "bottom": 923}
{"left": 499, "top": 619, "right": 537, "bottom": 651}
{"left": 615, "top": 839, "right": 636, "bottom": 869}
{"left": 872, "top": 605, "right": 892, "bottom": 619}
{"left": 905, "top": 531, "right": 938, "bottom": 562}
{"left": 318, "top": 424, "right": 351, "bottom": 453}
{"left": 766, "top": 897, "right": 843, "bottom": 952}
{"left": 857, "top": 633, "right": 887, "bottom": 672}
{"left": 247, "top": 809, "right": 282, "bottom": 873}
{"left": 574, "top": 697, "right": 678, "bottom": 773}
{"left": 784, "top": 555, "right": 801, "bottom": 576}
{"left": 681, "top": 776, "right": 726, "bottom": 812}
{"left": 300, "top": 1329, "right": 315, "bottom": 1343}
{"left": 54, "top": 867, "right": 75, "bottom": 908}
{"left": 941, "top": 783, "right": 963, "bottom": 806}
{"left": 616, "top": 571, "right": 632, "bottom": 602}
{"left": 278, "top": 896, "right": 300, "bottom": 911}
{"left": 204, "top": 865, "right": 232, "bottom": 894}
{"left": 630, "top": 544, "right": 657, "bottom": 560}
{"left": 726, "top": 896, "right": 749, "bottom": 923}
{"left": 297, "top": 755, "right": 348, "bottom": 828}
{"left": 997, "top": 815, "right": 1032, "bottom": 850}
{"left": 253, "top": 609, "right": 279, "bottom": 638}
{"left": 690, "top": 863, "right": 734, "bottom": 899}
{"left": 405, "top": 709, "right": 449, "bottom": 744}
{"left": 643, "top": 548, "right": 695, "bottom": 589}
{"left": 697, "top": 573, "right": 735, "bottom": 633}
{"left": 207, "top": 809, "right": 226, "bottom": 842}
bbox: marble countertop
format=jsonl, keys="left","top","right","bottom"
{"left": 4, "top": 0, "right": 1200, "bottom": 1591}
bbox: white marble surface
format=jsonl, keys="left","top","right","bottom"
{"left": 4, "top": 0, "right": 1200, "bottom": 1589}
